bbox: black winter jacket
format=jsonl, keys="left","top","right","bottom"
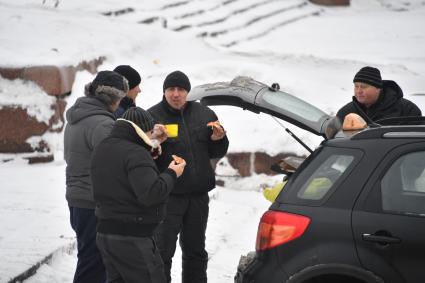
{"left": 337, "top": 80, "right": 421, "bottom": 123}
{"left": 91, "top": 121, "right": 177, "bottom": 237}
{"left": 148, "top": 98, "right": 229, "bottom": 195}
{"left": 114, "top": 96, "right": 136, "bottom": 118}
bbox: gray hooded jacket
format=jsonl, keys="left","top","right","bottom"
{"left": 64, "top": 96, "right": 116, "bottom": 208}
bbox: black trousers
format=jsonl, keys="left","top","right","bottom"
{"left": 69, "top": 207, "right": 106, "bottom": 283}
{"left": 155, "top": 193, "right": 209, "bottom": 283}
{"left": 96, "top": 233, "right": 166, "bottom": 283}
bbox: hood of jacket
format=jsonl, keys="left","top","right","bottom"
{"left": 352, "top": 80, "right": 403, "bottom": 111}
{"left": 376, "top": 80, "right": 404, "bottom": 108}
{"left": 66, "top": 96, "right": 115, "bottom": 125}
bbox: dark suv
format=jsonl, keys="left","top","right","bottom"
{"left": 189, "top": 77, "right": 425, "bottom": 283}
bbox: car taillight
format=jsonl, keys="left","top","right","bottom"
{"left": 255, "top": 211, "right": 310, "bottom": 251}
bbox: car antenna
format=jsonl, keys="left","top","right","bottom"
{"left": 270, "top": 116, "right": 313, "bottom": 154}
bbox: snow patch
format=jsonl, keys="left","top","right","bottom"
{"left": 0, "top": 76, "right": 56, "bottom": 124}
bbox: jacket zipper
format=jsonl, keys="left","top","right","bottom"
{"left": 180, "top": 110, "right": 197, "bottom": 176}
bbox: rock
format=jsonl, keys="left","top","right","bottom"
{"left": 0, "top": 57, "right": 105, "bottom": 155}
{"left": 0, "top": 56, "right": 105, "bottom": 97}
{"left": 0, "top": 107, "right": 49, "bottom": 152}
{"left": 225, "top": 152, "right": 303, "bottom": 176}
{"left": 227, "top": 152, "right": 251, "bottom": 177}
{"left": 25, "top": 154, "right": 54, "bottom": 164}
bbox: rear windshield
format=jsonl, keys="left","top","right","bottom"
{"left": 262, "top": 90, "right": 327, "bottom": 123}
{"left": 278, "top": 146, "right": 362, "bottom": 205}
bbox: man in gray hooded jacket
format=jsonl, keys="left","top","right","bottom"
{"left": 64, "top": 70, "right": 128, "bottom": 283}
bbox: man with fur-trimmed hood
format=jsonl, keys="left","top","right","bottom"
{"left": 64, "top": 70, "right": 128, "bottom": 283}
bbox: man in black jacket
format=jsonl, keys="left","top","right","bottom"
{"left": 91, "top": 107, "right": 186, "bottom": 283}
{"left": 336, "top": 66, "right": 421, "bottom": 124}
{"left": 148, "top": 71, "right": 229, "bottom": 283}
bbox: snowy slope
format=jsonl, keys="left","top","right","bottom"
{"left": 0, "top": 0, "right": 425, "bottom": 282}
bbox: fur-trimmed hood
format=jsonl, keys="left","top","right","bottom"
{"left": 84, "top": 70, "right": 129, "bottom": 107}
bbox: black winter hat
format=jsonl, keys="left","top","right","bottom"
{"left": 86, "top": 71, "right": 129, "bottom": 106}
{"left": 353, "top": 66, "right": 382, "bottom": 89}
{"left": 122, "top": 107, "right": 155, "bottom": 132}
{"left": 113, "top": 65, "right": 141, "bottom": 89}
{"left": 163, "top": 70, "right": 191, "bottom": 93}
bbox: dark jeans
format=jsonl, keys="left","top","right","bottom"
{"left": 155, "top": 194, "right": 209, "bottom": 283}
{"left": 96, "top": 233, "right": 166, "bottom": 283}
{"left": 69, "top": 206, "right": 106, "bottom": 283}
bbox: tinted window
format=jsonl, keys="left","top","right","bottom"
{"left": 297, "top": 154, "right": 354, "bottom": 200}
{"left": 381, "top": 151, "right": 425, "bottom": 216}
{"left": 262, "top": 90, "right": 325, "bottom": 123}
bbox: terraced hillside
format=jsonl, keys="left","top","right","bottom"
{"left": 104, "top": 0, "right": 323, "bottom": 48}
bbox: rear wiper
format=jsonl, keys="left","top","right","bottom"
{"left": 271, "top": 116, "right": 313, "bottom": 154}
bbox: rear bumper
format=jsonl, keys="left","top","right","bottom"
{"left": 235, "top": 251, "right": 289, "bottom": 283}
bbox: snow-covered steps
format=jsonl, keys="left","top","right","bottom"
{"left": 104, "top": 0, "right": 323, "bottom": 49}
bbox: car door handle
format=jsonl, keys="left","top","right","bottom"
{"left": 362, "top": 233, "right": 401, "bottom": 244}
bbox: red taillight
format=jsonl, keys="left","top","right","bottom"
{"left": 255, "top": 211, "right": 310, "bottom": 251}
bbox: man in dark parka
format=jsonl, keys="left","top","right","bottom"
{"left": 337, "top": 66, "right": 421, "bottom": 124}
{"left": 91, "top": 107, "right": 186, "bottom": 283}
{"left": 148, "top": 71, "right": 229, "bottom": 283}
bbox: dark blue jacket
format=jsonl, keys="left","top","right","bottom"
{"left": 114, "top": 96, "right": 136, "bottom": 118}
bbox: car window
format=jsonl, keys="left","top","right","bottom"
{"left": 297, "top": 154, "right": 354, "bottom": 200}
{"left": 381, "top": 151, "right": 425, "bottom": 216}
{"left": 262, "top": 90, "right": 325, "bottom": 123}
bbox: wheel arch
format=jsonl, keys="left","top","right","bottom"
{"left": 286, "top": 263, "right": 385, "bottom": 283}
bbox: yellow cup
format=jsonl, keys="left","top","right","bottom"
{"left": 165, "top": 124, "right": 178, "bottom": 138}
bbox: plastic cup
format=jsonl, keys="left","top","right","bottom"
{"left": 165, "top": 124, "right": 178, "bottom": 138}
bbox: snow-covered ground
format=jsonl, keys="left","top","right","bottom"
{"left": 1, "top": 0, "right": 425, "bottom": 282}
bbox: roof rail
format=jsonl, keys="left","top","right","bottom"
{"left": 351, "top": 125, "right": 425, "bottom": 140}
{"left": 375, "top": 116, "right": 425, "bottom": 126}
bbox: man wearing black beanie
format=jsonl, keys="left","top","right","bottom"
{"left": 148, "top": 71, "right": 229, "bottom": 283}
{"left": 113, "top": 65, "right": 142, "bottom": 118}
{"left": 92, "top": 107, "right": 186, "bottom": 283}
{"left": 337, "top": 66, "right": 421, "bottom": 124}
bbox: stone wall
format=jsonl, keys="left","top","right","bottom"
{"left": 0, "top": 57, "right": 105, "bottom": 155}
{"left": 226, "top": 152, "right": 305, "bottom": 177}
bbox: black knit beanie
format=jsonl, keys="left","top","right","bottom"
{"left": 122, "top": 107, "right": 155, "bottom": 132}
{"left": 86, "top": 71, "right": 129, "bottom": 107}
{"left": 114, "top": 65, "right": 141, "bottom": 89}
{"left": 163, "top": 70, "right": 191, "bottom": 93}
{"left": 91, "top": 70, "right": 128, "bottom": 94}
{"left": 353, "top": 66, "right": 382, "bottom": 89}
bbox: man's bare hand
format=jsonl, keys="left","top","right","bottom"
{"left": 208, "top": 121, "right": 226, "bottom": 141}
{"left": 151, "top": 124, "right": 168, "bottom": 143}
{"left": 168, "top": 157, "right": 186, "bottom": 177}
